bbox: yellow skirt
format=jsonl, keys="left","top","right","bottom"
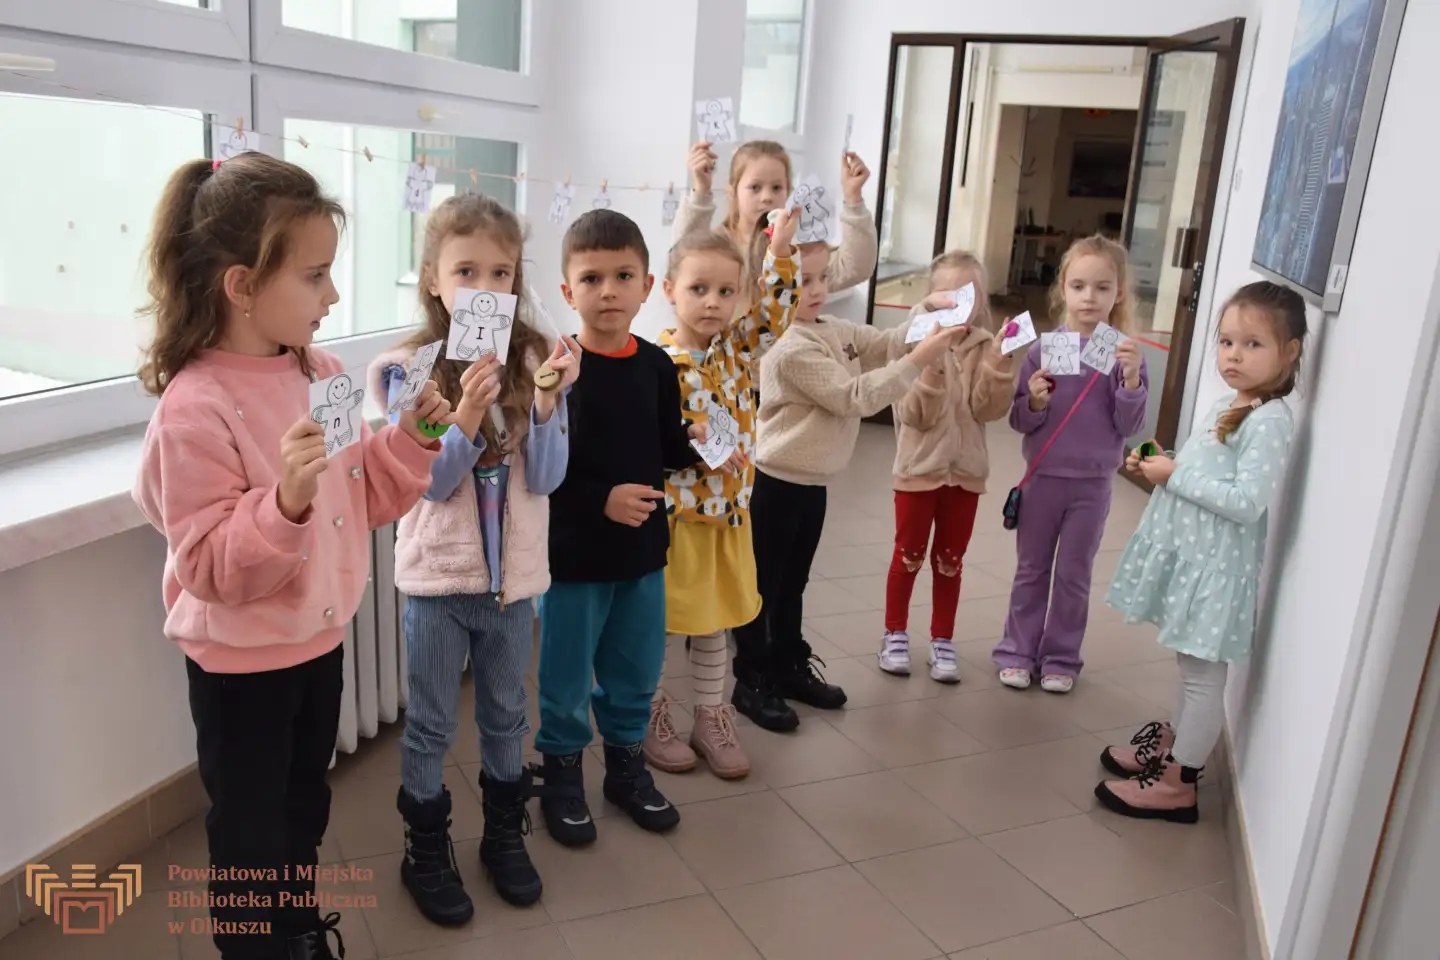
{"left": 665, "top": 518, "right": 761, "bottom": 636}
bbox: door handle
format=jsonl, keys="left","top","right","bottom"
{"left": 1171, "top": 227, "right": 1187, "bottom": 268}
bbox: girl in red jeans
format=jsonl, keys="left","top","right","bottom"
{"left": 878, "top": 252, "right": 1019, "bottom": 681}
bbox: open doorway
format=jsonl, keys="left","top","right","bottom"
{"left": 867, "top": 26, "right": 1244, "bottom": 475}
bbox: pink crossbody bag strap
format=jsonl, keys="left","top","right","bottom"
{"left": 1016, "top": 370, "right": 1103, "bottom": 489}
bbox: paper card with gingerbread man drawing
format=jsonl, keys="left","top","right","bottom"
{"left": 309, "top": 370, "right": 366, "bottom": 458}
{"left": 402, "top": 162, "right": 438, "bottom": 214}
{"left": 786, "top": 174, "right": 833, "bottom": 244}
{"left": 690, "top": 400, "right": 739, "bottom": 471}
{"left": 211, "top": 124, "right": 259, "bottom": 165}
{"left": 387, "top": 339, "right": 444, "bottom": 416}
{"left": 447, "top": 289, "right": 517, "bottom": 364}
{"left": 695, "top": 97, "right": 738, "bottom": 143}
{"left": 661, "top": 184, "right": 680, "bottom": 226}
{"left": 1079, "top": 321, "right": 1126, "bottom": 375}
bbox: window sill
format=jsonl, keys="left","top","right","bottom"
{"left": 0, "top": 429, "right": 149, "bottom": 575}
{"left": 0, "top": 415, "right": 397, "bottom": 576}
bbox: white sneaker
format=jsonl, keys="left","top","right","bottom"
{"left": 928, "top": 639, "right": 961, "bottom": 683}
{"left": 1040, "top": 674, "right": 1075, "bottom": 694}
{"left": 877, "top": 631, "right": 911, "bottom": 675}
{"left": 998, "top": 667, "right": 1033, "bottom": 690}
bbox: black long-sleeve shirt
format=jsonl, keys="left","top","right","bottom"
{"left": 549, "top": 335, "right": 698, "bottom": 582}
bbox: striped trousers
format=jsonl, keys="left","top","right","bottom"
{"left": 401, "top": 592, "right": 533, "bottom": 795}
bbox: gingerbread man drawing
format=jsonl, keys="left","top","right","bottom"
{"left": 699, "top": 99, "right": 732, "bottom": 141}
{"left": 311, "top": 373, "right": 365, "bottom": 456}
{"left": 404, "top": 165, "right": 434, "bottom": 212}
{"left": 452, "top": 292, "right": 513, "bottom": 361}
{"left": 793, "top": 182, "right": 832, "bottom": 241}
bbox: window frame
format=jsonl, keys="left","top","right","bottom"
{"left": 738, "top": 0, "right": 812, "bottom": 136}
{"left": 0, "top": 32, "right": 253, "bottom": 460}
{"left": 0, "top": 0, "right": 250, "bottom": 62}
{"left": 250, "top": 0, "right": 539, "bottom": 106}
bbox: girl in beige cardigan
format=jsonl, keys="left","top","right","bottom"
{"left": 674, "top": 139, "right": 878, "bottom": 295}
{"left": 879, "top": 252, "right": 1020, "bottom": 683}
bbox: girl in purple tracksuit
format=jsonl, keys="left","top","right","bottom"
{"left": 994, "top": 235, "right": 1148, "bottom": 694}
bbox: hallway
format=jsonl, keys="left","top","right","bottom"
{"left": 0, "top": 422, "right": 1243, "bottom": 960}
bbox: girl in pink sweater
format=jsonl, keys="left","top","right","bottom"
{"left": 366, "top": 194, "right": 579, "bottom": 925}
{"left": 132, "top": 154, "right": 447, "bottom": 960}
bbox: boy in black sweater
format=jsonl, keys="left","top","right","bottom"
{"left": 534, "top": 210, "right": 702, "bottom": 845}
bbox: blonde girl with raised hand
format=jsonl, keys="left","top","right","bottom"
{"left": 367, "top": 193, "right": 579, "bottom": 925}
{"left": 1096, "top": 281, "right": 1306, "bottom": 823}
{"left": 878, "top": 251, "right": 1020, "bottom": 683}
{"left": 675, "top": 139, "right": 877, "bottom": 295}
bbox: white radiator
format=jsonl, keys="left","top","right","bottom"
{"left": 333, "top": 522, "right": 407, "bottom": 760}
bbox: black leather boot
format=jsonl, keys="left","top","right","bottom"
{"left": 479, "top": 769, "right": 543, "bottom": 906}
{"left": 774, "top": 654, "right": 848, "bottom": 710}
{"left": 283, "top": 912, "right": 345, "bottom": 959}
{"left": 397, "top": 786, "right": 474, "bottom": 926}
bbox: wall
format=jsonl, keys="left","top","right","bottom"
{"left": 1179, "top": 0, "right": 1440, "bottom": 951}
{"left": 0, "top": 526, "right": 193, "bottom": 878}
{"left": 884, "top": 44, "right": 955, "bottom": 267}
{"left": 980, "top": 104, "right": 1026, "bottom": 288}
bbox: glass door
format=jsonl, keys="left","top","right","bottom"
{"left": 1122, "top": 20, "right": 1244, "bottom": 458}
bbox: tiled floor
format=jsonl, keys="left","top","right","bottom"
{"left": 0, "top": 424, "right": 1244, "bottom": 960}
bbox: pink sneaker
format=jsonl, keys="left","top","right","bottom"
{"left": 1095, "top": 753, "right": 1200, "bottom": 824}
{"left": 643, "top": 691, "right": 696, "bottom": 773}
{"left": 690, "top": 704, "right": 750, "bottom": 779}
{"left": 1100, "top": 721, "right": 1174, "bottom": 777}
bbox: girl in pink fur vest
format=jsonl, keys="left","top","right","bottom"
{"left": 366, "top": 194, "right": 579, "bottom": 926}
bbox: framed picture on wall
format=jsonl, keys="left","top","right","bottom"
{"left": 1251, "top": 0, "right": 1409, "bottom": 312}
{"left": 1067, "top": 140, "right": 1132, "bottom": 199}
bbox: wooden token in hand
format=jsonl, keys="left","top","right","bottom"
{"left": 534, "top": 362, "right": 562, "bottom": 392}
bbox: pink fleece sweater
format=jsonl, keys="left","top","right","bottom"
{"left": 133, "top": 348, "right": 440, "bottom": 674}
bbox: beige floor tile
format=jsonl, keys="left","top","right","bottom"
{"left": 1200, "top": 880, "right": 1239, "bottom": 916}
{"left": 952, "top": 564, "right": 1013, "bottom": 602}
{"left": 1087, "top": 787, "right": 1232, "bottom": 888}
{"left": 1084, "top": 888, "right": 1246, "bottom": 959}
{"left": 353, "top": 843, "right": 549, "bottom": 957}
{"left": 1092, "top": 660, "right": 1180, "bottom": 712}
{"left": 780, "top": 771, "right": 966, "bottom": 861}
{"left": 330, "top": 771, "right": 482, "bottom": 862}
{"left": 818, "top": 657, "right": 951, "bottom": 708}
{"left": 0, "top": 882, "right": 15, "bottom": 941}
{"left": 803, "top": 578, "right": 880, "bottom": 617}
{"left": 982, "top": 816, "right": 1211, "bottom": 917}
{"left": 810, "top": 543, "right": 894, "bottom": 579}
{"left": 0, "top": 878, "right": 180, "bottom": 960}
{"left": 995, "top": 734, "right": 1113, "bottom": 812}
{"left": 825, "top": 700, "right": 987, "bottom": 768}
{"left": 946, "top": 921, "right": 1126, "bottom": 959}
{"left": 646, "top": 759, "right": 770, "bottom": 806}
{"left": 386, "top": 925, "right": 575, "bottom": 959}
{"left": 929, "top": 689, "right": 1089, "bottom": 750}
{"left": 817, "top": 516, "right": 898, "bottom": 548}
{"left": 898, "top": 752, "right": 1082, "bottom": 835}
{"left": 524, "top": 822, "right": 703, "bottom": 922}
{"left": 663, "top": 791, "right": 842, "bottom": 889}
{"left": 559, "top": 894, "right": 760, "bottom": 960}
{"left": 741, "top": 716, "right": 883, "bottom": 788}
{"left": 716, "top": 865, "right": 939, "bottom": 960}
{"left": 1077, "top": 626, "right": 1170, "bottom": 673}
{"left": 1019, "top": 676, "right": 1166, "bottom": 734}
{"left": 857, "top": 839, "right": 1071, "bottom": 953}
{"left": 804, "top": 609, "right": 891, "bottom": 656}
{"left": 333, "top": 721, "right": 408, "bottom": 781}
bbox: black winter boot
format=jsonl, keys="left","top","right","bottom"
{"left": 601, "top": 741, "right": 680, "bottom": 833}
{"left": 533, "top": 753, "right": 596, "bottom": 847}
{"left": 397, "top": 786, "right": 474, "bottom": 926}
{"left": 284, "top": 912, "right": 346, "bottom": 959}
{"left": 731, "top": 672, "right": 800, "bottom": 732}
{"left": 479, "top": 770, "right": 542, "bottom": 906}
{"left": 774, "top": 654, "right": 848, "bottom": 710}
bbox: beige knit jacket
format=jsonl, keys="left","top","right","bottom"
{"left": 754, "top": 318, "right": 920, "bottom": 486}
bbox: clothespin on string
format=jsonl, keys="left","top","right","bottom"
{"left": 363, "top": 146, "right": 373, "bottom": 163}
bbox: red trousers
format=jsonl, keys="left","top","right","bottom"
{"left": 885, "top": 486, "right": 981, "bottom": 639}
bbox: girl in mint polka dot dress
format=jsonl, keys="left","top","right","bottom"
{"left": 1095, "top": 281, "right": 1308, "bottom": 825}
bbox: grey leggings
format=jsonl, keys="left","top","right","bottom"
{"left": 1172, "top": 652, "right": 1229, "bottom": 768}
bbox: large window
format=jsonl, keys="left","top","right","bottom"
{"left": 739, "top": 0, "right": 806, "bottom": 132}
{"left": 0, "top": 1, "right": 537, "bottom": 455}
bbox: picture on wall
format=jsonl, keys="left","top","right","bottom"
{"left": 1067, "top": 140, "right": 1133, "bottom": 199}
{"left": 1252, "top": 0, "right": 1401, "bottom": 306}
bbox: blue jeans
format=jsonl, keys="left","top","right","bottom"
{"left": 401, "top": 592, "right": 533, "bottom": 795}
{"left": 535, "top": 572, "right": 667, "bottom": 756}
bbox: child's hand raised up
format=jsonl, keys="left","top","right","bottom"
{"left": 841, "top": 152, "right": 870, "bottom": 204}
{"left": 451, "top": 354, "right": 502, "bottom": 439}
{"left": 397, "top": 380, "right": 453, "bottom": 448}
{"left": 277, "top": 418, "right": 329, "bottom": 522}
{"left": 688, "top": 142, "right": 718, "bottom": 195}
{"left": 605, "top": 484, "right": 666, "bottom": 527}
{"left": 767, "top": 205, "right": 800, "bottom": 258}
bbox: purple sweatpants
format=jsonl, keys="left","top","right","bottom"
{"left": 993, "top": 474, "right": 1112, "bottom": 678}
